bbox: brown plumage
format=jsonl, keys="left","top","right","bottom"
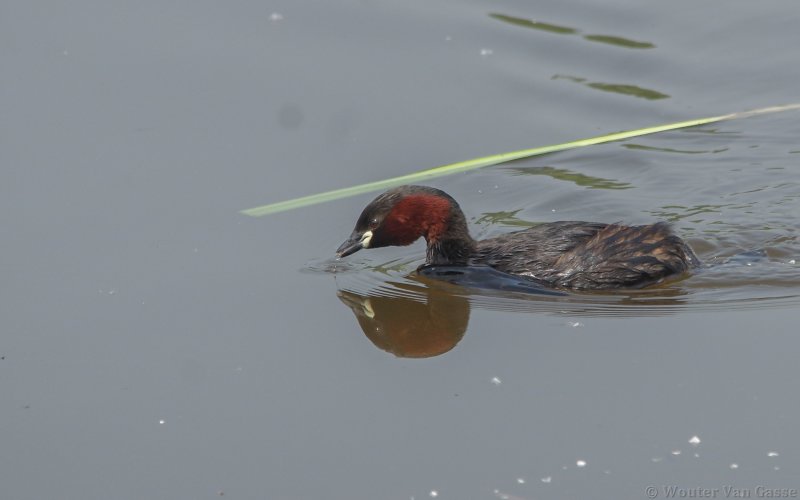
{"left": 336, "top": 185, "right": 699, "bottom": 290}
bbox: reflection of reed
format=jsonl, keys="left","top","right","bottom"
{"left": 488, "top": 13, "right": 656, "bottom": 49}
{"left": 488, "top": 13, "right": 577, "bottom": 35}
{"left": 507, "top": 165, "right": 632, "bottom": 190}
{"left": 623, "top": 143, "right": 729, "bottom": 155}
{"left": 552, "top": 75, "right": 669, "bottom": 100}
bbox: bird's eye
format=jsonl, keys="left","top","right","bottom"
{"left": 369, "top": 218, "right": 379, "bottom": 229}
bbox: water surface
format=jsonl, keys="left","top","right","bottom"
{"left": 2, "top": 0, "right": 799, "bottom": 499}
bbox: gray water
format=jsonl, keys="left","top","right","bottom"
{"left": 2, "top": 1, "right": 799, "bottom": 499}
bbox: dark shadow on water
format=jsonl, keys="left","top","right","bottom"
{"left": 417, "top": 265, "right": 567, "bottom": 296}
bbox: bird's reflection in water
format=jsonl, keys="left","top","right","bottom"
{"left": 336, "top": 266, "right": 694, "bottom": 358}
{"left": 336, "top": 266, "right": 564, "bottom": 358}
{"left": 337, "top": 280, "right": 470, "bottom": 358}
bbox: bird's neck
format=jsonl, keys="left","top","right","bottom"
{"left": 424, "top": 209, "right": 476, "bottom": 266}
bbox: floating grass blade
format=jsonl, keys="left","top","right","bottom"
{"left": 241, "top": 103, "right": 800, "bottom": 217}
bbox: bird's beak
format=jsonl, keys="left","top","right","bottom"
{"left": 336, "top": 230, "right": 373, "bottom": 258}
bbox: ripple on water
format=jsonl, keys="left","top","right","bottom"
{"left": 324, "top": 255, "right": 800, "bottom": 318}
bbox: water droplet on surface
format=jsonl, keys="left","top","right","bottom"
{"left": 269, "top": 12, "right": 284, "bottom": 21}
{"left": 516, "top": 478, "right": 525, "bottom": 484}
{"left": 429, "top": 490, "right": 438, "bottom": 498}
{"left": 540, "top": 476, "right": 552, "bottom": 483}
{"left": 768, "top": 451, "right": 779, "bottom": 457}
{"left": 576, "top": 460, "right": 587, "bottom": 468}
{"left": 671, "top": 450, "right": 682, "bottom": 455}
{"left": 689, "top": 435, "right": 701, "bottom": 445}
{"left": 729, "top": 463, "right": 738, "bottom": 470}
{"left": 480, "top": 48, "right": 493, "bottom": 56}
{"left": 491, "top": 376, "right": 502, "bottom": 385}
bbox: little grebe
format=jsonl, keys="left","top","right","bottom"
{"left": 336, "top": 185, "right": 699, "bottom": 290}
